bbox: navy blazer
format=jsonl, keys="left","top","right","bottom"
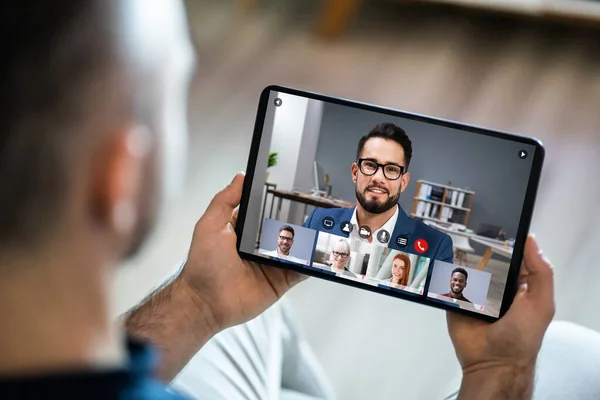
{"left": 303, "top": 206, "right": 454, "bottom": 263}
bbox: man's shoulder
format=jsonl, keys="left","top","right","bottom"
{"left": 0, "top": 371, "right": 187, "bottom": 400}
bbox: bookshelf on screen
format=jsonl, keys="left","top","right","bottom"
{"left": 411, "top": 180, "right": 475, "bottom": 226}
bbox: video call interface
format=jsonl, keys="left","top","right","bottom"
{"left": 239, "top": 90, "right": 536, "bottom": 318}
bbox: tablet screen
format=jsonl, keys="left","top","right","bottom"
{"left": 238, "top": 87, "right": 542, "bottom": 319}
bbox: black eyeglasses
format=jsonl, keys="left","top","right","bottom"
{"left": 332, "top": 251, "right": 349, "bottom": 258}
{"left": 357, "top": 158, "right": 405, "bottom": 180}
{"left": 278, "top": 236, "right": 294, "bottom": 242}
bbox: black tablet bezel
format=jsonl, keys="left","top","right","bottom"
{"left": 236, "top": 85, "right": 545, "bottom": 323}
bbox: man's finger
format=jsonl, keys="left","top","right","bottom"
{"left": 259, "top": 263, "right": 309, "bottom": 292}
{"left": 231, "top": 207, "right": 239, "bottom": 228}
{"left": 522, "top": 235, "right": 554, "bottom": 303}
{"left": 285, "top": 269, "right": 309, "bottom": 286}
{"left": 517, "top": 259, "right": 530, "bottom": 289}
{"left": 446, "top": 310, "right": 488, "bottom": 343}
{"left": 205, "top": 172, "right": 245, "bottom": 221}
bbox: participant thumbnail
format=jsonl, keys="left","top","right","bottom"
{"left": 312, "top": 231, "right": 370, "bottom": 282}
{"left": 256, "top": 219, "right": 315, "bottom": 266}
{"left": 427, "top": 261, "right": 492, "bottom": 314}
{"left": 374, "top": 250, "right": 430, "bottom": 295}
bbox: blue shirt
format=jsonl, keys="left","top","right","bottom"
{"left": 0, "top": 339, "right": 188, "bottom": 400}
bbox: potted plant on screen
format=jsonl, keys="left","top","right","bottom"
{"left": 266, "top": 152, "right": 278, "bottom": 182}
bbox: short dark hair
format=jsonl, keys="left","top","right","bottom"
{"left": 0, "top": 3, "right": 141, "bottom": 248}
{"left": 451, "top": 267, "right": 469, "bottom": 281}
{"left": 356, "top": 123, "right": 413, "bottom": 170}
{"left": 279, "top": 225, "right": 295, "bottom": 238}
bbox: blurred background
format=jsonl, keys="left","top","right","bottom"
{"left": 112, "top": 0, "right": 600, "bottom": 398}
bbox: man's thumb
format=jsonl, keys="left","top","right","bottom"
{"left": 205, "top": 172, "right": 245, "bottom": 220}
{"left": 522, "top": 235, "right": 554, "bottom": 306}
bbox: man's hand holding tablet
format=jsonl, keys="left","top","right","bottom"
{"left": 447, "top": 236, "right": 554, "bottom": 399}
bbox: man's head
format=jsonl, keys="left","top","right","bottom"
{"left": 450, "top": 268, "right": 469, "bottom": 295}
{"left": 277, "top": 226, "right": 295, "bottom": 255}
{"left": 330, "top": 239, "right": 350, "bottom": 269}
{"left": 0, "top": 1, "right": 195, "bottom": 261}
{"left": 352, "top": 123, "right": 412, "bottom": 214}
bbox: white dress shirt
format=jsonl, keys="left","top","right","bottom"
{"left": 259, "top": 249, "right": 308, "bottom": 265}
{"left": 349, "top": 205, "right": 399, "bottom": 247}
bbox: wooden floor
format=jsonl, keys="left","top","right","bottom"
{"left": 113, "top": 1, "right": 600, "bottom": 399}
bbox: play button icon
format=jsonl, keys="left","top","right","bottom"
{"left": 518, "top": 150, "right": 528, "bottom": 159}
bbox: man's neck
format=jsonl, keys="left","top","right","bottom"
{"left": 0, "top": 245, "right": 126, "bottom": 377}
{"left": 277, "top": 248, "right": 289, "bottom": 257}
{"left": 355, "top": 204, "right": 397, "bottom": 233}
{"left": 451, "top": 292, "right": 463, "bottom": 299}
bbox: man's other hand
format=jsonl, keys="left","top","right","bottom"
{"left": 447, "top": 236, "right": 555, "bottom": 399}
{"left": 179, "top": 172, "right": 308, "bottom": 332}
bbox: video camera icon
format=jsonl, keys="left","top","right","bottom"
{"left": 358, "top": 225, "right": 371, "bottom": 239}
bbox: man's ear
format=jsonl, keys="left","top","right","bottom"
{"left": 91, "top": 126, "right": 152, "bottom": 238}
{"left": 351, "top": 163, "right": 358, "bottom": 184}
{"left": 400, "top": 171, "right": 411, "bottom": 193}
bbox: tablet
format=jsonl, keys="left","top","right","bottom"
{"left": 236, "top": 85, "right": 544, "bottom": 322}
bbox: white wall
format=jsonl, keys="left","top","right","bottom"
{"left": 240, "top": 92, "right": 276, "bottom": 253}
{"left": 268, "top": 93, "right": 309, "bottom": 222}
{"left": 240, "top": 93, "right": 323, "bottom": 252}
{"left": 268, "top": 95, "right": 323, "bottom": 225}
{"left": 289, "top": 99, "right": 324, "bottom": 224}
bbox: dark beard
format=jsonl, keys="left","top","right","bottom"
{"left": 356, "top": 186, "right": 401, "bottom": 214}
{"left": 278, "top": 245, "right": 290, "bottom": 255}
